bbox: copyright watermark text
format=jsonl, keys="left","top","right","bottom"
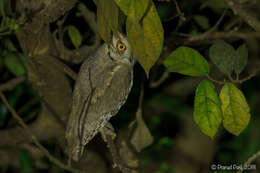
{"left": 211, "top": 164, "right": 256, "bottom": 171}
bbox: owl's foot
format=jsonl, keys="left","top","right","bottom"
{"left": 100, "top": 122, "right": 116, "bottom": 142}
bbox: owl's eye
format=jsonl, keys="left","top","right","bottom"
{"left": 117, "top": 43, "right": 126, "bottom": 51}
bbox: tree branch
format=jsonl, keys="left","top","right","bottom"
{"left": 180, "top": 31, "right": 260, "bottom": 43}
{"left": 224, "top": 0, "right": 260, "bottom": 32}
{"left": 0, "top": 92, "right": 80, "bottom": 173}
{"left": 0, "top": 76, "right": 26, "bottom": 91}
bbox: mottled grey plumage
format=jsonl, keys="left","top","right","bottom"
{"left": 65, "top": 33, "right": 134, "bottom": 161}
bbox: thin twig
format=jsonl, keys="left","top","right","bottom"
{"left": 78, "top": 3, "right": 101, "bottom": 48}
{"left": 207, "top": 75, "right": 226, "bottom": 85}
{"left": 237, "top": 150, "right": 260, "bottom": 173}
{"left": 180, "top": 10, "right": 227, "bottom": 40}
{"left": 149, "top": 69, "right": 170, "bottom": 88}
{"left": 206, "top": 9, "right": 227, "bottom": 34}
{"left": 172, "top": 0, "right": 185, "bottom": 22}
{"left": 0, "top": 76, "right": 26, "bottom": 91}
{"left": 180, "top": 31, "right": 260, "bottom": 42}
{"left": 0, "top": 92, "right": 81, "bottom": 173}
{"left": 171, "top": 0, "right": 186, "bottom": 33}
{"left": 234, "top": 67, "right": 260, "bottom": 83}
{"left": 224, "top": 0, "right": 260, "bottom": 32}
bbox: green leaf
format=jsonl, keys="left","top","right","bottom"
{"left": 209, "top": 40, "right": 237, "bottom": 76}
{"left": 219, "top": 83, "right": 251, "bottom": 136}
{"left": 19, "top": 150, "right": 33, "bottom": 173}
{"left": 67, "top": 25, "right": 82, "bottom": 48}
{"left": 163, "top": 46, "right": 209, "bottom": 76}
{"left": 194, "top": 80, "right": 222, "bottom": 138}
{"left": 126, "top": 2, "right": 164, "bottom": 77}
{"left": 234, "top": 44, "right": 248, "bottom": 75}
{"left": 97, "top": 0, "right": 118, "bottom": 43}
{"left": 115, "top": 0, "right": 149, "bottom": 22}
{"left": 193, "top": 15, "right": 210, "bottom": 30}
{"left": 4, "top": 53, "right": 27, "bottom": 76}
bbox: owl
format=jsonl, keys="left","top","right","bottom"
{"left": 65, "top": 33, "right": 134, "bottom": 161}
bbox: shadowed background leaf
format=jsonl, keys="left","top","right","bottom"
{"left": 209, "top": 40, "right": 237, "bottom": 76}
{"left": 235, "top": 44, "right": 248, "bottom": 75}
{"left": 68, "top": 25, "right": 83, "bottom": 48}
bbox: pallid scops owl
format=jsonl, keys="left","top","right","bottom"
{"left": 65, "top": 33, "right": 134, "bottom": 161}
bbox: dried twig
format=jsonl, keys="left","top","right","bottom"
{"left": 205, "top": 9, "right": 227, "bottom": 34}
{"left": 149, "top": 69, "right": 170, "bottom": 88}
{"left": 224, "top": 0, "right": 260, "bottom": 32}
{"left": 237, "top": 150, "right": 260, "bottom": 173}
{"left": 0, "top": 92, "right": 81, "bottom": 173}
{"left": 171, "top": 0, "right": 186, "bottom": 33}
{"left": 78, "top": 3, "right": 101, "bottom": 51}
{"left": 180, "top": 31, "right": 260, "bottom": 42}
{"left": 233, "top": 67, "right": 260, "bottom": 83}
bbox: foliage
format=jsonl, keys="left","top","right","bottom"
{"left": 164, "top": 42, "right": 251, "bottom": 138}
{"left": 1, "top": 0, "right": 260, "bottom": 172}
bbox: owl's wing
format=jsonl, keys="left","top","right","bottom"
{"left": 80, "top": 63, "right": 133, "bottom": 145}
{"left": 65, "top": 59, "right": 96, "bottom": 161}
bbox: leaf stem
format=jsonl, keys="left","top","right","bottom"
{"left": 206, "top": 75, "right": 225, "bottom": 85}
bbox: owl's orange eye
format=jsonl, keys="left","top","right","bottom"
{"left": 117, "top": 43, "right": 126, "bottom": 51}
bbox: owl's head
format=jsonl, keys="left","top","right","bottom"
{"left": 107, "top": 33, "right": 134, "bottom": 65}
